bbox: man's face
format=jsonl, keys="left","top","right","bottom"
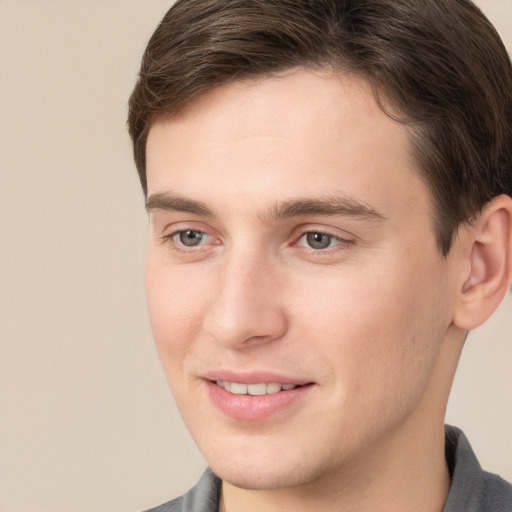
{"left": 145, "top": 70, "right": 462, "bottom": 490}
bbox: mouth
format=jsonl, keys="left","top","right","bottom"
{"left": 214, "top": 380, "right": 300, "bottom": 395}
{"left": 205, "top": 377, "right": 314, "bottom": 420}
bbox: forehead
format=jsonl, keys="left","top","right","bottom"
{"left": 148, "top": 70, "right": 400, "bottom": 158}
{"left": 145, "top": 70, "right": 431, "bottom": 226}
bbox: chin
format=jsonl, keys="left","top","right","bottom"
{"left": 203, "top": 438, "right": 335, "bottom": 492}
{"left": 211, "top": 461, "right": 319, "bottom": 491}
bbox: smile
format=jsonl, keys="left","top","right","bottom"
{"left": 215, "top": 380, "right": 298, "bottom": 395}
{"left": 207, "top": 378, "right": 314, "bottom": 420}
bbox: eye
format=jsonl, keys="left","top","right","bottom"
{"left": 172, "top": 229, "right": 210, "bottom": 247}
{"left": 296, "top": 231, "right": 348, "bottom": 250}
{"left": 305, "top": 232, "right": 333, "bottom": 250}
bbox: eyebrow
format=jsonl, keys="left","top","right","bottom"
{"left": 266, "top": 196, "right": 386, "bottom": 221}
{"left": 146, "top": 192, "right": 214, "bottom": 217}
{"left": 146, "top": 192, "right": 385, "bottom": 221}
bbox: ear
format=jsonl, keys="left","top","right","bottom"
{"left": 453, "top": 194, "right": 512, "bottom": 330}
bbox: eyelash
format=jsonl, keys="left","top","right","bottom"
{"left": 294, "top": 231, "right": 353, "bottom": 254}
{"left": 161, "top": 228, "right": 354, "bottom": 256}
{"left": 161, "top": 229, "right": 215, "bottom": 254}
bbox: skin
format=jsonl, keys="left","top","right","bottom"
{"left": 144, "top": 70, "right": 493, "bottom": 512}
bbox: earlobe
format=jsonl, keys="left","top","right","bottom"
{"left": 453, "top": 195, "right": 512, "bottom": 330}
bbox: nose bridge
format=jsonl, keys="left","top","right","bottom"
{"left": 203, "top": 244, "right": 287, "bottom": 347}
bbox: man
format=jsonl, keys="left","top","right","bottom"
{"left": 127, "top": 0, "right": 512, "bottom": 510}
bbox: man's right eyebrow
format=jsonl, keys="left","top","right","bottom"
{"left": 145, "top": 192, "right": 214, "bottom": 217}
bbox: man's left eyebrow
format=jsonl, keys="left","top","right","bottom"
{"left": 266, "top": 196, "right": 386, "bottom": 221}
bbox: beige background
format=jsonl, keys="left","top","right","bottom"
{"left": 0, "top": 1, "right": 510, "bottom": 511}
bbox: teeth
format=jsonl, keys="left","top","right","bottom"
{"left": 215, "top": 380, "right": 298, "bottom": 395}
{"left": 248, "top": 383, "right": 267, "bottom": 395}
{"left": 266, "top": 383, "right": 282, "bottom": 394}
{"left": 230, "top": 382, "right": 248, "bottom": 394}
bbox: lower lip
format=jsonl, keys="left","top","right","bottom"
{"left": 205, "top": 380, "right": 314, "bottom": 421}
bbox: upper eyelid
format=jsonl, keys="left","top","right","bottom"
{"left": 167, "top": 228, "right": 211, "bottom": 241}
{"left": 297, "top": 231, "right": 348, "bottom": 242}
{"left": 294, "top": 232, "right": 353, "bottom": 249}
{"left": 169, "top": 227, "right": 208, "bottom": 236}
{"left": 293, "top": 224, "right": 356, "bottom": 240}
{"left": 160, "top": 220, "right": 216, "bottom": 237}
{"left": 300, "top": 229, "right": 350, "bottom": 239}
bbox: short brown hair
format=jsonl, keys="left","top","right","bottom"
{"left": 128, "top": 0, "right": 512, "bottom": 254}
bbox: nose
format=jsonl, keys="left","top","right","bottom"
{"left": 202, "top": 251, "right": 288, "bottom": 348}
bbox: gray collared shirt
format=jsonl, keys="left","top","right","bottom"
{"left": 144, "top": 426, "right": 512, "bottom": 512}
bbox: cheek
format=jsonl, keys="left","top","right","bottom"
{"left": 145, "top": 259, "right": 211, "bottom": 370}
{"left": 293, "top": 261, "right": 449, "bottom": 402}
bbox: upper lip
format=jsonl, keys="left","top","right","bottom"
{"left": 203, "top": 370, "right": 313, "bottom": 386}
